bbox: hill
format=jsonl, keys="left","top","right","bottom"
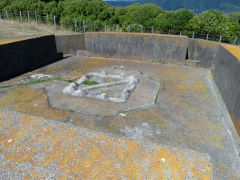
{"left": 106, "top": 0, "right": 240, "bottom": 13}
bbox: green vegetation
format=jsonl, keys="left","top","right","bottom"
{"left": 83, "top": 80, "right": 99, "bottom": 86}
{"left": 0, "top": 0, "right": 239, "bottom": 43}
{"left": 154, "top": 89, "right": 160, "bottom": 103}
{"left": 225, "top": 12, "right": 240, "bottom": 23}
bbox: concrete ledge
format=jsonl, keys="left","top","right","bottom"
{"left": 188, "top": 39, "right": 220, "bottom": 68}
{"left": 0, "top": 35, "right": 59, "bottom": 81}
{"left": 85, "top": 32, "right": 189, "bottom": 63}
{"left": 55, "top": 34, "right": 85, "bottom": 55}
{"left": 213, "top": 44, "right": 240, "bottom": 135}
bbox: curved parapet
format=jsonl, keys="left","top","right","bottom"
{"left": 85, "top": 32, "right": 189, "bottom": 64}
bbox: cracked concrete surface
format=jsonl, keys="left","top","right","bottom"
{"left": 0, "top": 55, "right": 240, "bottom": 179}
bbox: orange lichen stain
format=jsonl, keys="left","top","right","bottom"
{"left": 46, "top": 59, "right": 110, "bottom": 73}
{"left": 199, "top": 39, "right": 219, "bottom": 48}
{"left": 0, "top": 87, "right": 69, "bottom": 120}
{"left": 0, "top": 111, "right": 212, "bottom": 179}
{"left": 222, "top": 44, "right": 240, "bottom": 62}
{"left": 175, "top": 82, "right": 206, "bottom": 93}
{"left": 166, "top": 71, "right": 187, "bottom": 81}
{"left": 63, "top": 71, "right": 83, "bottom": 81}
{"left": 127, "top": 140, "right": 139, "bottom": 154}
{"left": 231, "top": 114, "right": 240, "bottom": 136}
{"left": 79, "top": 59, "right": 111, "bottom": 69}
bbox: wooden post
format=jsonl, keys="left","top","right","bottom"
{"left": 75, "top": 20, "right": 77, "bottom": 32}
{"left": 192, "top": 32, "right": 195, "bottom": 38}
{"left": 83, "top": 20, "right": 86, "bottom": 32}
{"left": 233, "top": 36, "right": 238, "bottom": 45}
{"left": 27, "top": 11, "right": 30, "bottom": 23}
{"left": 20, "top": 11, "right": 22, "bottom": 22}
{"left": 54, "top": 15, "right": 56, "bottom": 27}
{"left": 206, "top": 34, "right": 209, "bottom": 40}
{"left": 6, "top": 10, "right": 9, "bottom": 20}
{"left": 152, "top": 26, "right": 154, "bottom": 34}
{"left": 46, "top": 14, "right": 48, "bottom": 24}
{"left": 91, "top": 20, "right": 93, "bottom": 31}
{"left": 35, "top": 11, "right": 37, "bottom": 23}
{"left": 180, "top": 31, "right": 182, "bottom": 36}
{"left": 219, "top": 35, "right": 222, "bottom": 43}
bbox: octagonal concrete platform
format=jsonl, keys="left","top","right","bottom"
{"left": 46, "top": 68, "right": 159, "bottom": 116}
{"left": 0, "top": 55, "right": 240, "bottom": 179}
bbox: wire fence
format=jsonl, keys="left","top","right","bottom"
{"left": 0, "top": 10, "right": 239, "bottom": 45}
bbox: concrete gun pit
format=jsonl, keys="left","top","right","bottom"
{"left": 0, "top": 33, "right": 240, "bottom": 179}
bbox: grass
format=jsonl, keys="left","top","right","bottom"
{"left": 154, "top": 89, "right": 160, "bottom": 103}
{"left": 82, "top": 80, "right": 99, "bottom": 86}
{"left": 0, "top": 19, "right": 73, "bottom": 40}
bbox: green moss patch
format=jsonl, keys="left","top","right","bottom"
{"left": 82, "top": 80, "right": 99, "bottom": 86}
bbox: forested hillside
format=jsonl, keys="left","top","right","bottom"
{"left": 0, "top": 0, "right": 239, "bottom": 43}
{"left": 106, "top": 0, "right": 240, "bottom": 12}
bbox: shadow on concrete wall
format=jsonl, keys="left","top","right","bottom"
{"left": 0, "top": 35, "right": 63, "bottom": 81}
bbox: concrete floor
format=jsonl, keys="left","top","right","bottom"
{"left": 0, "top": 55, "right": 240, "bottom": 179}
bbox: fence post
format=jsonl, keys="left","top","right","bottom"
{"left": 168, "top": 30, "right": 171, "bottom": 35}
{"left": 46, "top": 14, "right": 48, "bottom": 24}
{"left": 83, "top": 20, "right": 86, "bottom": 32}
{"left": 27, "top": 11, "right": 30, "bottom": 23}
{"left": 116, "top": 24, "right": 119, "bottom": 32}
{"left": 54, "top": 15, "right": 56, "bottom": 27}
{"left": 105, "top": 23, "right": 107, "bottom": 32}
{"left": 233, "top": 36, "right": 238, "bottom": 45}
{"left": 6, "top": 10, "right": 9, "bottom": 20}
{"left": 35, "top": 11, "right": 38, "bottom": 23}
{"left": 219, "top": 35, "right": 222, "bottom": 43}
{"left": 74, "top": 20, "right": 77, "bottom": 32}
{"left": 206, "top": 33, "right": 209, "bottom": 40}
{"left": 192, "top": 32, "right": 195, "bottom": 38}
{"left": 91, "top": 20, "right": 93, "bottom": 31}
{"left": 19, "top": 11, "right": 22, "bottom": 22}
{"left": 152, "top": 26, "right": 154, "bottom": 34}
{"left": 180, "top": 31, "right": 182, "bottom": 36}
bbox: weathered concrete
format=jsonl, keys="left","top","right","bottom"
{"left": 1, "top": 33, "right": 240, "bottom": 179}
{"left": 0, "top": 109, "right": 212, "bottom": 179}
{"left": 213, "top": 44, "right": 240, "bottom": 135}
{"left": 188, "top": 39, "right": 220, "bottom": 68}
{"left": 85, "top": 32, "right": 189, "bottom": 63}
{"left": 0, "top": 56, "right": 239, "bottom": 179}
{"left": 55, "top": 34, "right": 85, "bottom": 55}
{"left": 0, "top": 35, "right": 60, "bottom": 81}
